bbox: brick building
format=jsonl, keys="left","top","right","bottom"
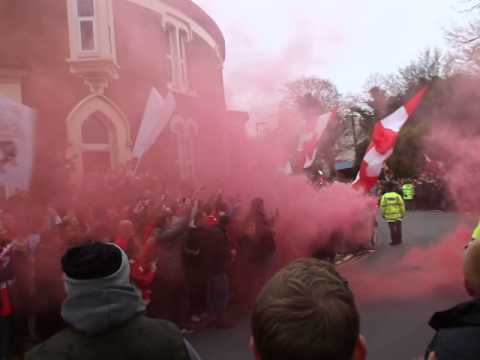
{"left": 0, "top": 0, "right": 246, "bottom": 188}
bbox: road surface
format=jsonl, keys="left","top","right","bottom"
{"left": 189, "top": 211, "right": 471, "bottom": 360}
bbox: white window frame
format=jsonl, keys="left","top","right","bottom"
{"left": 80, "top": 112, "right": 115, "bottom": 172}
{"left": 178, "top": 30, "right": 189, "bottom": 90}
{"left": 165, "top": 24, "right": 179, "bottom": 88}
{"left": 164, "top": 19, "right": 191, "bottom": 92}
{"left": 74, "top": 0, "right": 98, "bottom": 54}
{"left": 67, "top": 0, "right": 118, "bottom": 65}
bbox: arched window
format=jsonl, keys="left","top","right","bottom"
{"left": 66, "top": 95, "right": 132, "bottom": 181}
{"left": 81, "top": 112, "right": 114, "bottom": 174}
{"left": 82, "top": 111, "right": 109, "bottom": 144}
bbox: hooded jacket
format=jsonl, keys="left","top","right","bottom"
{"left": 26, "top": 244, "right": 201, "bottom": 360}
{"left": 426, "top": 299, "right": 480, "bottom": 360}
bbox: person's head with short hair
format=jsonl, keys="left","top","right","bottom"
{"left": 464, "top": 240, "right": 480, "bottom": 298}
{"left": 251, "top": 258, "right": 366, "bottom": 360}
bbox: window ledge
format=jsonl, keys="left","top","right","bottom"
{"left": 67, "top": 57, "right": 120, "bottom": 94}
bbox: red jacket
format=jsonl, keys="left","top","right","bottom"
{"left": 0, "top": 282, "right": 12, "bottom": 316}
{"left": 0, "top": 246, "right": 13, "bottom": 316}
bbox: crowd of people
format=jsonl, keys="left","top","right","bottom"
{"left": 0, "top": 169, "right": 474, "bottom": 360}
{"left": 0, "top": 171, "right": 279, "bottom": 359}
{"left": 6, "top": 230, "right": 477, "bottom": 360}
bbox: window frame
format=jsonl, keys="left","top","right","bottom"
{"left": 178, "top": 29, "right": 189, "bottom": 90}
{"left": 74, "top": 0, "right": 98, "bottom": 55}
{"left": 164, "top": 20, "right": 191, "bottom": 92}
{"left": 165, "top": 23, "right": 179, "bottom": 88}
{"left": 80, "top": 111, "right": 114, "bottom": 171}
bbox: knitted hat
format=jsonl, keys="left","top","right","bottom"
{"left": 61, "top": 242, "right": 122, "bottom": 280}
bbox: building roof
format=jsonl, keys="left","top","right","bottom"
{"left": 163, "top": 0, "right": 226, "bottom": 61}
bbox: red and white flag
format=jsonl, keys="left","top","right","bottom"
{"left": 288, "top": 110, "right": 336, "bottom": 172}
{"left": 353, "top": 88, "right": 427, "bottom": 192}
{"left": 423, "top": 153, "right": 445, "bottom": 175}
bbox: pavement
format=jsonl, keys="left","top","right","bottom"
{"left": 189, "top": 211, "right": 472, "bottom": 360}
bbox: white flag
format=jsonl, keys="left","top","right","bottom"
{"left": 133, "top": 88, "right": 176, "bottom": 159}
{"left": 0, "top": 97, "right": 35, "bottom": 191}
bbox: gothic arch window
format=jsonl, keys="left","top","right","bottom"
{"left": 66, "top": 95, "right": 132, "bottom": 181}
{"left": 82, "top": 111, "right": 109, "bottom": 144}
{"left": 81, "top": 112, "right": 114, "bottom": 174}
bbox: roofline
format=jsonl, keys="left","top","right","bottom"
{"left": 178, "top": 0, "right": 225, "bottom": 61}
{"left": 145, "top": 0, "right": 226, "bottom": 61}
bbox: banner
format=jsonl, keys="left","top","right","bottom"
{"left": 133, "top": 88, "right": 176, "bottom": 159}
{"left": 285, "top": 110, "right": 336, "bottom": 173}
{"left": 0, "top": 97, "right": 35, "bottom": 191}
{"left": 353, "top": 87, "right": 427, "bottom": 192}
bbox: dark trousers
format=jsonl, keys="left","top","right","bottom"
{"left": 405, "top": 200, "right": 414, "bottom": 210}
{"left": 207, "top": 274, "right": 229, "bottom": 321}
{"left": 188, "top": 274, "right": 207, "bottom": 316}
{"left": 388, "top": 221, "right": 402, "bottom": 244}
{"left": 0, "top": 316, "right": 12, "bottom": 360}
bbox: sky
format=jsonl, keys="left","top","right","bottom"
{"left": 194, "top": 0, "right": 468, "bottom": 112}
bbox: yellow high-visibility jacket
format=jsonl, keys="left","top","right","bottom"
{"left": 472, "top": 221, "right": 480, "bottom": 242}
{"left": 402, "top": 183, "right": 415, "bottom": 201}
{"left": 380, "top": 192, "right": 406, "bottom": 222}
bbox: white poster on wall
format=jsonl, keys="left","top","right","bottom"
{"left": 0, "top": 96, "right": 35, "bottom": 191}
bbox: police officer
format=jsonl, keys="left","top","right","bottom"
{"left": 380, "top": 182, "right": 406, "bottom": 246}
{"left": 402, "top": 181, "right": 415, "bottom": 210}
{"left": 467, "top": 219, "right": 480, "bottom": 248}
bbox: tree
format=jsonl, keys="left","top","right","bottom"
{"left": 445, "top": 1, "right": 480, "bottom": 73}
{"left": 381, "top": 49, "right": 454, "bottom": 98}
{"left": 280, "top": 76, "right": 340, "bottom": 112}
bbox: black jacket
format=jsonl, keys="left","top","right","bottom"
{"left": 27, "top": 315, "right": 200, "bottom": 360}
{"left": 426, "top": 299, "right": 480, "bottom": 360}
{"left": 203, "top": 225, "right": 230, "bottom": 276}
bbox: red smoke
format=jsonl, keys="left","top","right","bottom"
{"left": 220, "top": 116, "right": 376, "bottom": 264}
{"left": 344, "top": 226, "right": 470, "bottom": 304}
{"left": 425, "top": 126, "right": 480, "bottom": 213}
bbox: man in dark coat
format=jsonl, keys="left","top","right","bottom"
{"left": 26, "top": 242, "right": 202, "bottom": 360}
{"left": 425, "top": 240, "right": 480, "bottom": 359}
{"left": 203, "top": 215, "right": 232, "bottom": 328}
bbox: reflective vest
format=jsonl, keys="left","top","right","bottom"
{"left": 402, "top": 183, "right": 415, "bottom": 200}
{"left": 472, "top": 222, "right": 480, "bottom": 241}
{"left": 380, "top": 192, "right": 406, "bottom": 222}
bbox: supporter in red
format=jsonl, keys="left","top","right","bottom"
{"left": 33, "top": 229, "right": 66, "bottom": 341}
{"left": 199, "top": 205, "right": 218, "bottom": 227}
{"left": 114, "top": 220, "right": 137, "bottom": 258}
{"left": 0, "top": 226, "right": 14, "bottom": 360}
{"left": 4, "top": 212, "right": 35, "bottom": 357}
{"left": 143, "top": 206, "right": 191, "bottom": 328}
